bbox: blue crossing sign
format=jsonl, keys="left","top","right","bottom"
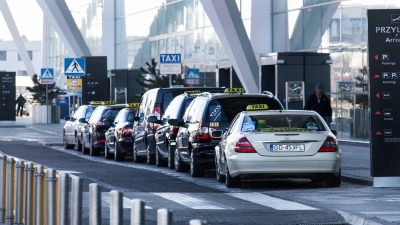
{"left": 40, "top": 68, "right": 54, "bottom": 84}
{"left": 64, "top": 58, "right": 85, "bottom": 76}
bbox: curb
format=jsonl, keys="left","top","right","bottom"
{"left": 337, "top": 210, "right": 394, "bottom": 225}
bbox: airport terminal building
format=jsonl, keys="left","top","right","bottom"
{"left": 20, "top": 0, "right": 400, "bottom": 140}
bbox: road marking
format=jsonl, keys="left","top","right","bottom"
{"left": 153, "top": 193, "right": 233, "bottom": 210}
{"left": 0, "top": 138, "right": 11, "bottom": 141}
{"left": 102, "top": 194, "right": 152, "bottom": 209}
{"left": 227, "top": 192, "right": 318, "bottom": 210}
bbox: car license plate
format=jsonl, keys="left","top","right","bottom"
{"left": 270, "top": 144, "right": 305, "bottom": 152}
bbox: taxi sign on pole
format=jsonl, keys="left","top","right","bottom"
{"left": 40, "top": 68, "right": 54, "bottom": 84}
{"left": 64, "top": 58, "right": 85, "bottom": 76}
{"left": 159, "top": 54, "right": 181, "bottom": 74}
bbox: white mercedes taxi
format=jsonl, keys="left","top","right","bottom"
{"left": 213, "top": 104, "right": 341, "bottom": 188}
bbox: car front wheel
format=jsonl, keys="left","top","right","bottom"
{"left": 325, "top": 170, "right": 341, "bottom": 188}
{"left": 146, "top": 145, "right": 156, "bottom": 165}
{"left": 133, "top": 144, "right": 145, "bottom": 163}
{"left": 167, "top": 145, "right": 175, "bottom": 169}
{"left": 190, "top": 151, "right": 204, "bottom": 177}
{"left": 104, "top": 141, "right": 113, "bottom": 159}
{"left": 75, "top": 135, "right": 82, "bottom": 151}
{"left": 63, "top": 133, "right": 74, "bottom": 149}
{"left": 174, "top": 148, "right": 189, "bottom": 172}
{"left": 89, "top": 137, "right": 100, "bottom": 156}
{"left": 114, "top": 141, "right": 125, "bottom": 161}
{"left": 81, "top": 136, "right": 89, "bottom": 154}
{"left": 215, "top": 157, "right": 225, "bottom": 182}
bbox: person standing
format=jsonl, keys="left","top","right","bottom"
{"left": 304, "top": 82, "right": 332, "bottom": 124}
{"left": 16, "top": 94, "right": 26, "bottom": 117}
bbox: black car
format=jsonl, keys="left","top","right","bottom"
{"left": 151, "top": 91, "right": 201, "bottom": 168}
{"left": 81, "top": 102, "right": 126, "bottom": 156}
{"left": 169, "top": 88, "right": 285, "bottom": 177}
{"left": 132, "top": 86, "right": 225, "bottom": 165}
{"left": 104, "top": 105, "right": 138, "bottom": 161}
{"left": 63, "top": 103, "right": 98, "bottom": 150}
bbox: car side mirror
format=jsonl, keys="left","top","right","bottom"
{"left": 147, "top": 116, "right": 158, "bottom": 123}
{"left": 331, "top": 130, "right": 337, "bottom": 136}
{"left": 211, "top": 130, "right": 223, "bottom": 138}
{"left": 78, "top": 118, "right": 86, "bottom": 123}
{"left": 64, "top": 116, "right": 71, "bottom": 121}
{"left": 128, "top": 118, "right": 135, "bottom": 122}
{"left": 168, "top": 119, "right": 179, "bottom": 126}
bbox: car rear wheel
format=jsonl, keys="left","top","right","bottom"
{"left": 63, "top": 133, "right": 74, "bottom": 149}
{"left": 146, "top": 145, "right": 156, "bottom": 165}
{"left": 190, "top": 151, "right": 205, "bottom": 177}
{"left": 167, "top": 145, "right": 175, "bottom": 169}
{"left": 325, "top": 170, "right": 341, "bottom": 188}
{"left": 81, "top": 136, "right": 89, "bottom": 154}
{"left": 104, "top": 141, "right": 113, "bottom": 159}
{"left": 174, "top": 148, "right": 189, "bottom": 172}
{"left": 89, "top": 137, "right": 100, "bottom": 156}
{"left": 225, "top": 163, "right": 241, "bottom": 188}
{"left": 133, "top": 144, "right": 145, "bottom": 163}
{"left": 215, "top": 157, "right": 225, "bottom": 182}
{"left": 75, "top": 135, "right": 82, "bottom": 151}
{"left": 114, "top": 142, "right": 125, "bottom": 161}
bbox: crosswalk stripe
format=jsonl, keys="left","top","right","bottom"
{"left": 227, "top": 193, "right": 319, "bottom": 210}
{"left": 102, "top": 194, "right": 152, "bottom": 209}
{"left": 0, "top": 138, "right": 11, "bottom": 141}
{"left": 153, "top": 193, "right": 233, "bottom": 210}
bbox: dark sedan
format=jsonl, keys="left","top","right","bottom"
{"left": 105, "top": 107, "right": 137, "bottom": 161}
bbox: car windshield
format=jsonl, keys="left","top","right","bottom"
{"left": 207, "top": 97, "right": 283, "bottom": 122}
{"left": 102, "top": 108, "right": 123, "bottom": 121}
{"left": 241, "top": 115, "right": 326, "bottom": 132}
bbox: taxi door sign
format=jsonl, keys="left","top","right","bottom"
{"left": 64, "top": 58, "right": 85, "bottom": 76}
{"left": 67, "top": 76, "right": 82, "bottom": 96}
{"left": 40, "top": 68, "right": 54, "bottom": 84}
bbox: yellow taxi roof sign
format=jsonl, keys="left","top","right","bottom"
{"left": 224, "top": 88, "right": 245, "bottom": 93}
{"left": 127, "top": 103, "right": 140, "bottom": 108}
{"left": 102, "top": 101, "right": 116, "bottom": 105}
{"left": 246, "top": 104, "right": 269, "bottom": 111}
{"left": 90, "top": 101, "right": 103, "bottom": 105}
{"left": 184, "top": 90, "right": 202, "bottom": 95}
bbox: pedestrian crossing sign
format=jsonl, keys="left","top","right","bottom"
{"left": 64, "top": 58, "right": 85, "bottom": 76}
{"left": 40, "top": 68, "right": 54, "bottom": 84}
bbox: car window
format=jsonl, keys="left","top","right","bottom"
{"left": 226, "top": 113, "right": 241, "bottom": 135}
{"left": 241, "top": 115, "right": 326, "bottom": 132}
{"left": 206, "top": 97, "right": 282, "bottom": 122}
{"left": 182, "top": 99, "right": 197, "bottom": 123}
{"left": 114, "top": 110, "right": 124, "bottom": 123}
{"left": 191, "top": 99, "right": 207, "bottom": 123}
{"left": 163, "top": 96, "right": 184, "bottom": 121}
{"left": 127, "top": 112, "right": 135, "bottom": 121}
{"left": 85, "top": 107, "right": 94, "bottom": 119}
{"left": 163, "top": 91, "right": 185, "bottom": 112}
{"left": 73, "top": 106, "right": 83, "bottom": 119}
{"left": 102, "top": 108, "right": 122, "bottom": 122}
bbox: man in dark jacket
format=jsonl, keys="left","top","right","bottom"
{"left": 304, "top": 82, "right": 332, "bottom": 124}
{"left": 16, "top": 94, "right": 26, "bottom": 117}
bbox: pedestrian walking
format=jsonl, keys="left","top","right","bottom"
{"left": 304, "top": 82, "right": 332, "bottom": 125}
{"left": 16, "top": 94, "right": 26, "bottom": 117}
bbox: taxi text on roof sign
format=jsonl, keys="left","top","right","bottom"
{"left": 90, "top": 101, "right": 104, "bottom": 105}
{"left": 184, "top": 90, "right": 202, "bottom": 95}
{"left": 102, "top": 101, "right": 116, "bottom": 105}
{"left": 224, "top": 88, "right": 245, "bottom": 93}
{"left": 246, "top": 104, "right": 269, "bottom": 111}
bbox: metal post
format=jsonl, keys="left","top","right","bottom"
{"left": 14, "top": 160, "right": 25, "bottom": 225}
{"left": 0, "top": 154, "right": 7, "bottom": 223}
{"left": 157, "top": 208, "right": 173, "bottom": 225}
{"left": 46, "top": 84, "right": 49, "bottom": 123}
{"left": 46, "top": 169, "right": 57, "bottom": 225}
{"left": 189, "top": 219, "right": 207, "bottom": 225}
{"left": 58, "top": 173, "right": 69, "bottom": 225}
{"left": 34, "top": 165, "right": 45, "bottom": 225}
{"left": 71, "top": 176, "right": 83, "bottom": 225}
{"left": 24, "top": 162, "right": 35, "bottom": 225}
{"left": 110, "top": 190, "right": 123, "bottom": 225}
{"left": 130, "top": 199, "right": 145, "bottom": 225}
{"left": 5, "top": 157, "right": 15, "bottom": 225}
{"left": 89, "top": 183, "right": 101, "bottom": 225}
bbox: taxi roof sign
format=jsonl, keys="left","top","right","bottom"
{"left": 246, "top": 104, "right": 269, "bottom": 111}
{"left": 184, "top": 90, "right": 201, "bottom": 95}
{"left": 90, "top": 101, "right": 116, "bottom": 105}
{"left": 102, "top": 101, "right": 116, "bottom": 105}
{"left": 170, "top": 85, "right": 184, "bottom": 88}
{"left": 127, "top": 103, "right": 140, "bottom": 108}
{"left": 224, "top": 88, "right": 245, "bottom": 93}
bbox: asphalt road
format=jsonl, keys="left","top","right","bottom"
{"left": 0, "top": 125, "right": 399, "bottom": 225}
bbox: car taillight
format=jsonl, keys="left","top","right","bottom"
{"left": 121, "top": 126, "right": 133, "bottom": 136}
{"left": 196, "top": 126, "right": 216, "bottom": 141}
{"left": 152, "top": 105, "right": 161, "bottom": 130}
{"left": 171, "top": 125, "right": 179, "bottom": 135}
{"left": 234, "top": 137, "right": 257, "bottom": 153}
{"left": 318, "top": 137, "right": 338, "bottom": 152}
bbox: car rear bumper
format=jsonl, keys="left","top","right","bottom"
{"left": 227, "top": 152, "right": 341, "bottom": 178}
{"left": 118, "top": 138, "right": 133, "bottom": 154}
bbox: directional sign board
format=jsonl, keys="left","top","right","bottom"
{"left": 64, "top": 58, "right": 85, "bottom": 76}
{"left": 40, "top": 68, "right": 54, "bottom": 84}
{"left": 159, "top": 54, "right": 181, "bottom": 74}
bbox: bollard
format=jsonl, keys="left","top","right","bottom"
{"left": 46, "top": 168, "right": 57, "bottom": 225}
{"left": 89, "top": 183, "right": 101, "bottom": 225}
{"left": 71, "top": 176, "right": 83, "bottom": 225}
{"left": 110, "top": 190, "right": 123, "bottom": 225}
{"left": 24, "top": 162, "right": 35, "bottom": 225}
{"left": 34, "top": 165, "right": 45, "bottom": 225}
{"left": 0, "top": 154, "right": 7, "bottom": 223}
{"left": 58, "top": 173, "right": 69, "bottom": 225}
{"left": 189, "top": 219, "right": 207, "bottom": 225}
{"left": 14, "top": 160, "right": 25, "bottom": 225}
{"left": 130, "top": 199, "right": 145, "bottom": 225}
{"left": 5, "top": 157, "right": 15, "bottom": 225}
{"left": 157, "top": 208, "right": 173, "bottom": 225}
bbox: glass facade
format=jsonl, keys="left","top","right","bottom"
{"left": 43, "top": 0, "right": 400, "bottom": 141}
